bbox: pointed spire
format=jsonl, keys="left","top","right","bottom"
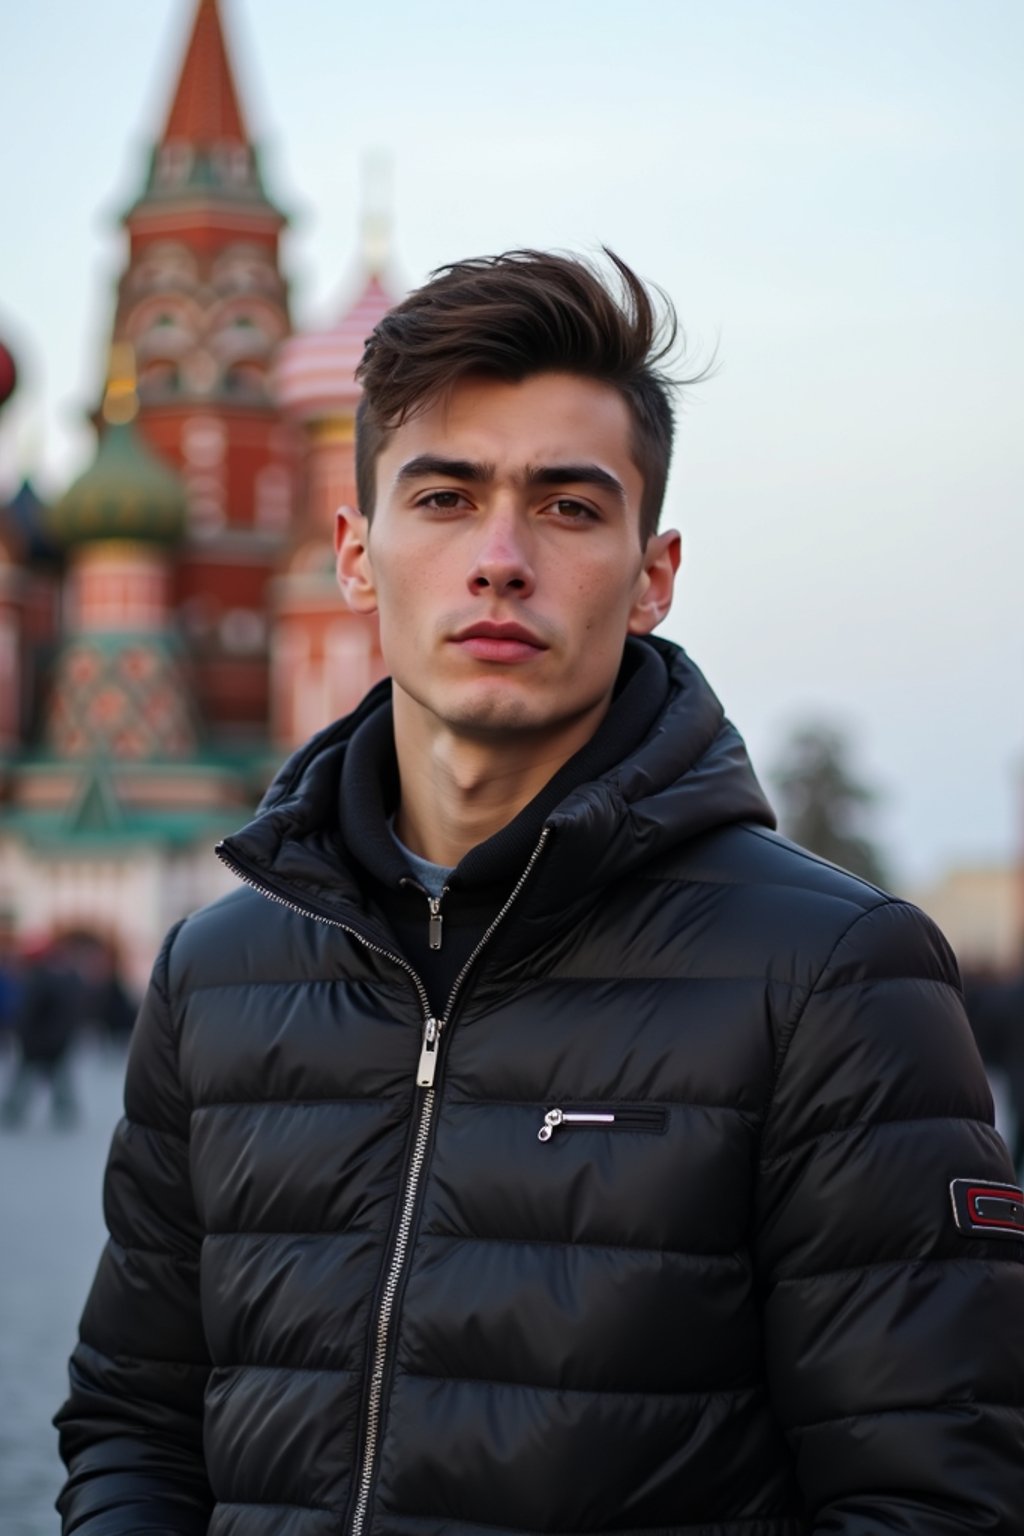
{"left": 162, "top": 0, "right": 248, "bottom": 149}
{"left": 101, "top": 344, "right": 139, "bottom": 425}
{"left": 360, "top": 150, "right": 393, "bottom": 277}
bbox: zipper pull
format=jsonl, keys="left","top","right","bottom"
{"left": 538, "top": 1108, "right": 564, "bottom": 1142}
{"left": 538, "top": 1106, "right": 617, "bottom": 1142}
{"left": 428, "top": 895, "right": 443, "bottom": 951}
{"left": 416, "top": 1016, "right": 441, "bottom": 1088}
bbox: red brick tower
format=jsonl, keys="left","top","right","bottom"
{"left": 271, "top": 244, "right": 394, "bottom": 750}
{"left": 109, "top": 0, "right": 299, "bottom": 744}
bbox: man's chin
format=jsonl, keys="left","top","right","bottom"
{"left": 395, "top": 672, "right": 564, "bottom": 739}
{"left": 392, "top": 670, "right": 614, "bottom": 746}
{"left": 435, "top": 690, "right": 552, "bottom": 739}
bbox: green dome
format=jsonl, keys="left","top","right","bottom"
{"left": 50, "top": 419, "right": 187, "bottom": 547}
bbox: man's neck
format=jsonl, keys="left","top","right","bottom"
{"left": 391, "top": 687, "right": 612, "bottom": 867}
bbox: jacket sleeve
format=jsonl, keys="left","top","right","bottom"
{"left": 54, "top": 921, "right": 213, "bottom": 1536}
{"left": 754, "top": 898, "right": 1024, "bottom": 1533}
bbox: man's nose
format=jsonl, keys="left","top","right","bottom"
{"left": 467, "top": 511, "right": 536, "bottom": 597}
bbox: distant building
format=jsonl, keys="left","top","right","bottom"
{"left": 0, "top": 0, "right": 393, "bottom": 992}
{"left": 909, "top": 863, "right": 1022, "bottom": 977}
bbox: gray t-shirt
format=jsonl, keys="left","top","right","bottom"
{"left": 389, "top": 818, "right": 452, "bottom": 900}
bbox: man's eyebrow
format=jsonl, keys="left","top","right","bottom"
{"left": 524, "top": 464, "right": 626, "bottom": 503}
{"left": 395, "top": 455, "right": 494, "bottom": 484}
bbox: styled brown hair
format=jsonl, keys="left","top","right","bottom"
{"left": 354, "top": 249, "right": 686, "bottom": 543}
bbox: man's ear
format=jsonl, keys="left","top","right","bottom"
{"left": 627, "top": 528, "right": 681, "bottom": 636}
{"left": 334, "top": 505, "right": 378, "bottom": 614}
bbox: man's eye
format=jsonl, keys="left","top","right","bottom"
{"left": 416, "top": 491, "right": 467, "bottom": 511}
{"left": 549, "top": 498, "right": 598, "bottom": 521}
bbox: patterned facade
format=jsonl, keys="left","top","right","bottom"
{"left": 0, "top": 0, "right": 393, "bottom": 992}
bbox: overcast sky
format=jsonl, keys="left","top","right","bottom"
{"left": 2, "top": 0, "right": 1021, "bottom": 888}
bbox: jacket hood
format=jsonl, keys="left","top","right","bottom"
{"left": 217, "top": 637, "right": 775, "bottom": 930}
{"left": 527, "top": 637, "right": 775, "bottom": 915}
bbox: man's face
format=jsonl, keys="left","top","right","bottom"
{"left": 337, "top": 371, "right": 678, "bottom": 743}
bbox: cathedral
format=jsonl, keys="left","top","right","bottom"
{"left": 0, "top": 0, "right": 393, "bottom": 992}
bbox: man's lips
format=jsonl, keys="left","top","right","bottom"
{"left": 449, "top": 622, "right": 548, "bottom": 664}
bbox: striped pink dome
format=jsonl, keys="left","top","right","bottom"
{"left": 275, "top": 273, "right": 396, "bottom": 422}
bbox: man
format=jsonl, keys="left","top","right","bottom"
{"left": 57, "top": 251, "right": 1024, "bottom": 1534}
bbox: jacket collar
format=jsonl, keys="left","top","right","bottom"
{"left": 338, "top": 636, "right": 673, "bottom": 898}
{"left": 216, "top": 637, "right": 775, "bottom": 934}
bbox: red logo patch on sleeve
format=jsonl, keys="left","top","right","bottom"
{"left": 950, "top": 1178, "right": 1024, "bottom": 1241}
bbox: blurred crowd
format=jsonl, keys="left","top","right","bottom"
{"left": 0, "top": 932, "right": 135, "bottom": 1130}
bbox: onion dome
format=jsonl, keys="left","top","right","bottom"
{"left": 0, "top": 337, "right": 16, "bottom": 411}
{"left": 275, "top": 270, "right": 395, "bottom": 424}
{"left": 49, "top": 347, "right": 187, "bottom": 548}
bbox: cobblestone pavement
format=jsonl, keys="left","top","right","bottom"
{"left": 0, "top": 1043, "right": 127, "bottom": 1536}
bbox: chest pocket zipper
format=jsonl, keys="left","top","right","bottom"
{"left": 538, "top": 1104, "right": 668, "bottom": 1142}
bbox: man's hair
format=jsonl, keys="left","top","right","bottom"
{"left": 354, "top": 249, "right": 688, "bottom": 544}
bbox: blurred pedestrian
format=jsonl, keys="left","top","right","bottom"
{"left": 75, "top": 935, "right": 138, "bottom": 1046}
{"left": 0, "top": 920, "right": 23, "bottom": 1056}
{"left": 1, "top": 935, "right": 87, "bottom": 1129}
{"left": 1005, "top": 977, "right": 1024, "bottom": 1172}
{"left": 965, "top": 971, "right": 1024, "bottom": 1173}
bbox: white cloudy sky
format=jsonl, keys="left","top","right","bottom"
{"left": 2, "top": 0, "right": 1022, "bottom": 888}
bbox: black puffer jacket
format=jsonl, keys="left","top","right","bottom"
{"left": 57, "top": 641, "right": 1024, "bottom": 1535}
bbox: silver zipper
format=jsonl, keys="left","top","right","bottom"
{"left": 538, "top": 1107, "right": 616, "bottom": 1142}
{"left": 348, "top": 826, "right": 549, "bottom": 1536}
{"left": 214, "top": 843, "right": 435, "bottom": 1021}
{"left": 352, "top": 1095, "right": 435, "bottom": 1536}
{"left": 215, "top": 844, "right": 445, "bottom": 1163}
{"left": 415, "top": 1015, "right": 440, "bottom": 1086}
{"left": 397, "top": 877, "right": 450, "bottom": 952}
{"left": 218, "top": 827, "right": 551, "bottom": 1536}
{"left": 427, "top": 893, "right": 445, "bottom": 951}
